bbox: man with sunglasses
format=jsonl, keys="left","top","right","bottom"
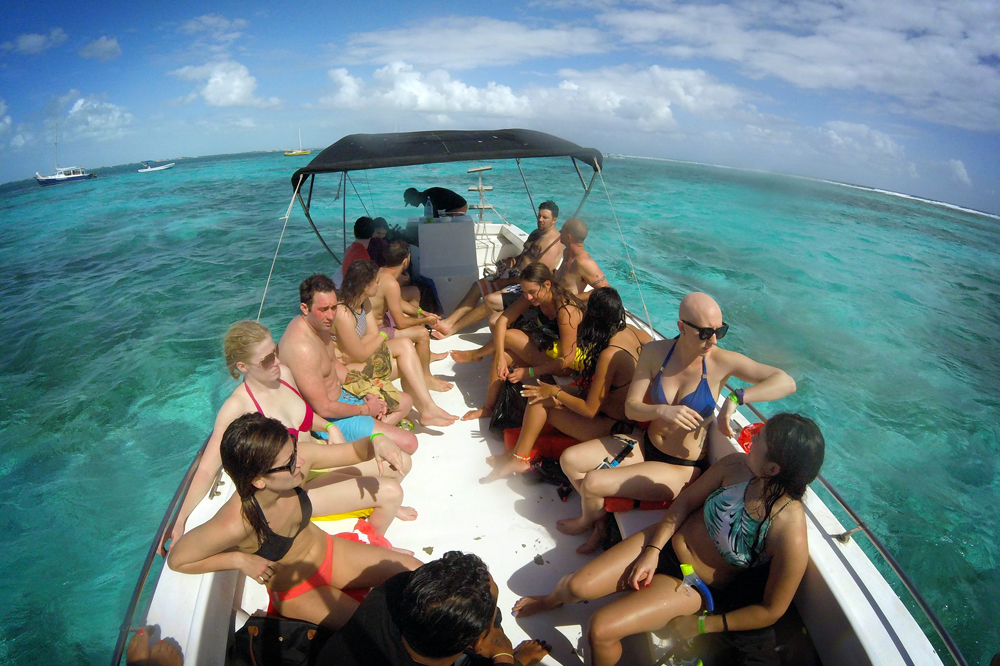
{"left": 280, "top": 274, "right": 419, "bottom": 455}
{"left": 317, "top": 551, "right": 550, "bottom": 666}
{"left": 556, "top": 291, "right": 797, "bottom": 554}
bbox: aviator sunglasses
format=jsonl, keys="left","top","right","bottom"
{"left": 255, "top": 345, "right": 279, "bottom": 369}
{"left": 265, "top": 440, "right": 297, "bottom": 475}
{"left": 682, "top": 320, "right": 729, "bottom": 341}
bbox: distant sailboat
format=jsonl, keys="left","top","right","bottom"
{"left": 35, "top": 118, "right": 97, "bottom": 186}
{"left": 284, "top": 129, "right": 311, "bottom": 156}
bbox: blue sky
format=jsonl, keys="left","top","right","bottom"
{"left": 2, "top": 0, "right": 998, "bottom": 213}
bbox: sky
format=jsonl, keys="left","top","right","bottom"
{"left": 1, "top": 0, "right": 998, "bottom": 214}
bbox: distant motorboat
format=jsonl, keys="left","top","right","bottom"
{"left": 138, "top": 162, "right": 175, "bottom": 173}
{"left": 284, "top": 129, "right": 311, "bottom": 156}
{"left": 35, "top": 166, "right": 97, "bottom": 186}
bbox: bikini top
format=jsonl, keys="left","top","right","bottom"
{"left": 703, "top": 480, "right": 791, "bottom": 568}
{"left": 347, "top": 304, "right": 367, "bottom": 338}
{"left": 251, "top": 486, "right": 313, "bottom": 562}
{"left": 650, "top": 337, "right": 716, "bottom": 419}
{"left": 244, "top": 379, "right": 313, "bottom": 437}
{"left": 606, "top": 328, "right": 643, "bottom": 391}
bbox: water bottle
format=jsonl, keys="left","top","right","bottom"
{"left": 424, "top": 197, "right": 433, "bottom": 221}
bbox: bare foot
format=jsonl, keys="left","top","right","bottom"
{"left": 418, "top": 408, "right": 458, "bottom": 427}
{"left": 432, "top": 321, "right": 454, "bottom": 339}
{"left": 451, "top": 349, "right": 483, "bottom": 363}
{"left": 512, "top": 595, "right": 562, "bottom": 618}
{"left": 149, "top": 641, "right": 183, "bottom": 666}
{"left": 461, "top": 408, "right": 493, "bottom": 421}
{"left": 431, "top": 351, "right": 449, "bottom": 362}
{"left": 575, "top": 519, "right": 607, "bottom": 555}
{"left": 126, "top": 630, "right": 151, "bottom": 666}
{"left": 396, "top": 506, "right": 418, "bottom": 521}
{"left": 427, "top": 376, "right": 454, "bottom": 392}
{"left": 513, "top": 639, "right": 552, "bottom": 666}
{"left": 480, "top": 452, "right": 532, "bottom": 482}
{"left": 556, "top": 516, "right": 594, "bottom": 536}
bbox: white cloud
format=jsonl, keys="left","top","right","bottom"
{"left": 170, "top": 61, "right": 281, "bottom": 108}
{"left": 79, "top": 37, "right": 122, "bottom": 62}
{"left": 1, "top": 28, "right": 68, "bottom": 55}
{"left": 180, "top": 14, "right": 247, "bottom": 43}
{"left": 62, "top": 94, "right": 134, "bottom": 141}
{"left": 342, "top": 17, "right": 607, "bottom": 69}
{"left": 0, "top": 98, "right": 11, "bottom": 137}
{"left": 598, "top": 0, "right": 1000, "bottom": 132}
{"left": 817, "top": 121, "right": 905, "bottom": 162}
{"left": 949, "top": 159, "right": 972, "bottom": 186}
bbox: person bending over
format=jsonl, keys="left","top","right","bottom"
{"left": 512, "top": 413, "right": 825, "bottom": 666}
{"left": 279, "top": 274, "right": 418, "bottom": 454}
{"left": 460, "top": 262, "right": 585, "bottom": 422}
{"left": 434, "top": 201, "right": 564, "bottom": 339}
{"left": 482, "top": 288, "right": 650, "bottom": 482}
{"left": 317, "top": 550, "right": 550, "bottom": 666}
{"left": 557, "top": 292, "right": 796, "bottom": 554}
{"left": 334, "top": 260, "right": 458, "bottom": 427}
{"left": 168, "top": 413, "right": 421, "bottom": 629}
{"left": 368, "top": 240, "right": 451, "bottom": 388}
{"left": 162, "top": 320, "right": 414, "bottom": 555}
{"left": 404, "top": 186, "right": 468, "bottom": 216}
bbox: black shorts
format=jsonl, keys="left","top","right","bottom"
{"left": 643, "top": 431, "right": 709, "bottom": 470}
{"left": 655, "top": 540, "right": 685, "bottom": 578}
{"left": 501, "top": 290, "right": 520, "bottom": 310}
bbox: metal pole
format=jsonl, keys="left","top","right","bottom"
{"left": 516, "top": 158, "right": 536, "bottom": 218}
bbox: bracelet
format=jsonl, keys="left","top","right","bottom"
{"left": 722, "top": 612, "right": 729, "bottom": 632}
{"left": 492, "top": 654, "right": 515, "bottom": 663}
{"left": 379, "top": 331, "right": 388, "bottom": 339}
{"left": 734, "top": 388, "right": 745, "bottom": 405}
{"left": 324, "top": 422, "right": 334, "bottom": 432}
{"left": 728, "top": 392, "right": 739, "bottom": 405}
{"left": 528, "top": 366, "right": 535, "bottom": 378}
{"left": 370, "top": 433, "right": 385, "bottom": 442}
{"left": 417, "top": 307, "right": 423, "bottom": 315}
{"left": 359, "top": 404, "right": 366, "bottom": 416}
{"left": 698, "top": 615, "right": 707, "bottom": 634}
{"left": 644, "top": 544, "right": 661, "bottom": 552}
{"left": 512, "top": 452, "right": 532, "bottom": 463}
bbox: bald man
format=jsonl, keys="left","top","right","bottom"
{"left": 556, "top": 292, "right": 797, "bottom": 554}
{"left": 553, "top": 218, "right": 609, "bottom": 302}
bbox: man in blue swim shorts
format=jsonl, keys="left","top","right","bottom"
{"left": 279, "top": 273, "right": 418, "bottom": 455}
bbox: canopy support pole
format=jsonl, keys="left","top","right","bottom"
{"left": 342, "top": 172, "right": 347, "bottom": 253}
{"left": 296, "top": 188, "right": 343, "bottom": 266}
{"left": 306, "top": 174, "right": 315, "bottom": 211}
{"left": 570, "top": 160, "right": 599, "bottom": 219}
{"left": 516, "top": 158, "right": 537, "bottom": 218}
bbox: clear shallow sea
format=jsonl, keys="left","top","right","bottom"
{"left": 0, "top": 152, "right": 997, "bottom": 665}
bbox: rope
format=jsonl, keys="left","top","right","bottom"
{"left": 257, "top": 176, "right": 303, "bottom": 321}
{"left": 597, "top": 168, "right": 653, "bottom": 333}
{"left": 346, "top": 173, "right": 370, "bottom": 217}
{"left": 362, "top": 170, "right": 376, "bottom": 217}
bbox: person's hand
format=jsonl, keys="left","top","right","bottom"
{"left": 476, "top": 612, "right": 513, "bottom": 660}
{"left": 628, "top": 546, "right": 661, "bottom": 590}
{"left": 656, "top": 404, "right": 703, "bottom": 431}
{"left": 371, "top": 434, "right": 403, "bottom": 476}
{"left": 422, "top": 312, "right": 441, "bottom": 325}
{"left": 506, "top": 366, "right": 528, "bottom": 383}
{"left": 494, "top": 356, "right": 509, "bottom": 381}
{"left": 158, "top": 519, "right": 185, "bottom": 556}
{"left": 364, "top": 393, "right": 388, "bottom": 419}
{"left": 521, "top": 380, "right": 560, "bottom": 404}
{"left": 717, "top": 397, "right": 737, "bottom": 438}
{"left": 239, "top": 553, "right": 283, "bottom": 586}
{"left": 664, "top": 614, "right": 700, "bottom": 641}
{"left": 512, "top": 639, "right": 552, "bottom": 666}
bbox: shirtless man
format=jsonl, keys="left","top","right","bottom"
{"left": 368, "top": 240, "right": 452, "bottom": 391}
{"left": 279, "top": 274, "right": 418, "bottom": 454}
{"left": 433, "top": 201, "right": 564, "bottom": 338}
{"left": 554, "top": 218, "right": 609, "bottom": 301}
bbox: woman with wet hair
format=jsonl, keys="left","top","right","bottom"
{"left": 512, "top": 413, "right": 825, "bottom": 666}
{"left": 482, "top": 287, "right": 651, "bottom": 481}
{"left": 168, "top": 413, "right": 421, "bottom": 629}
{"left": 163, "top": 320, "right": 414, "bottom": 555}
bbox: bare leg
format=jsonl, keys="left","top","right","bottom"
{"left": 304, "top": 472, "right": 406, "bottom": 535}
{"left": 451, "top": 339, "right": 494, "bottom": 363}
{"left": 394, "top": 325, "right": 453, "bottom": 391}
{"left": 461, "top": 349, "right": 524, "bottom": 421}
{"left": 482, "top": 397, "right": 551, "bottom": 481}
{"left": 433, "top": 283, "right": 482, "bottom": 338}
{"left": 372, "top": 419, "right": 418, "bottom": 454}
{"left": 387, "top": 337, "right": 457, "bottom": 426}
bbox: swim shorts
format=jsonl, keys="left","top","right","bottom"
{"left": 324, "top": 388, "right": 375, "bottom": 441}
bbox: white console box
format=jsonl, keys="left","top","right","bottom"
{"left": 415, "top": 221, "right": 480, "bottom": 313}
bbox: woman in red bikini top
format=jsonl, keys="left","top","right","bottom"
{"left": 168, "top": 413, "right": 420, "bottom": 629}
{"left": 162, "top": 320, "right": 412, "bottom": 557}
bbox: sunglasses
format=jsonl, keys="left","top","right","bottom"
{"left": 256, "top": 345, "right": 279, "bottom": 369}
{"left": 682, "top": 320, "right": 729, "bottom": 341}
{"left": 265, "top": 440, "right": 297, "bottom": 475}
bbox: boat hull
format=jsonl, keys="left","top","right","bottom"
{"left": 283, "top": 150, "right": 311, "bottom": 156}
{"left": 35, "top": 173, "right": 96, "bottom": 186}
{"left": 138, "top": 164, "right": 175, "bottom": 172}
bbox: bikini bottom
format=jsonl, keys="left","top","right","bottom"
{"left": 265, "top": 534, "right": 370, "bottom": 616}
{"left": 643, "top": 431, "right": 709, "bottom": 471}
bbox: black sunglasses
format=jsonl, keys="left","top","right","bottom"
{"left": 265, "top": 440, "right": 297, "bottom": 475}
{"left": 682, "top": 320, "right": 729, "bottom": 341}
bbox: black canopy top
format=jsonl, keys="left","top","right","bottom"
{"left": 291, "top": 128, "right": 602, "bottom": 189}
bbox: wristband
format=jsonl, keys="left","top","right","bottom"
{"left": 734, "top": 388, "right": 745, "bottom": 405}
{"left": 492, "top": 654, "right": 515, "bottom": 663}
{"left": 360, "top": 404, "right": 366, "bottom": 416}
{"left": 722, "top": 613, "right": 729, "bottom": 632}
{"left": 698, "top": 615, "right": 707, "bottom": 634}
{"left": 370, "top": 433, "right": 385, "bottom": 443}
{"left": 528, "top": 366, "right": 535, "bottom": 378}
{"left": 379, "top": 331, "right": 388, "bottom": 340}
{"left": 324, "top": 422, "right": 334, "bottom": 432}
{"left": 417, "top": 307, "right": 423, "bottom": 315}
{"left": 728, "top": 392, "right": 739, "bottom": 405}
{"left": 644, "top": 544, "right": 661, "bottom": 552}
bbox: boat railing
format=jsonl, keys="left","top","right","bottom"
{"left": 110, "top": 435, "right": 211, "bottom": 666}
{"left": 621, "top": 307, "right": 966, "bottom": 666}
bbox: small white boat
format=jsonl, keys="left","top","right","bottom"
{"left": 284, "top": 128, "right": 311, "bottom": 156}
{"left": 35, "top": 165, "right": 97, "bottom": 186}
{"left": 138, "top": 162, "right": 175, "bottom": 173}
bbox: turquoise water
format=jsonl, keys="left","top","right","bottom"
{"left": 0, "top": 153, "right": 997, "bottom": 665}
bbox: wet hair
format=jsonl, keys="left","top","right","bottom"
{"left": 519, "top": 262, "right": 585, "bottom": 315}
{"left": 339, "top": 259, "right": 379, "bottom": 309}
{"left": 223, "top": 320, "right": 271, "bottom": 380}
{"left": 748, "top": 412, "right": 825, "bottom": 567}
{"left": 562, "top": 217, "right": 588, "bottom": 242}
{"left": 354, "top": 216, "right": 376, "bottom": 240}
{"left": 299, "top": 273, "right": 336, "bottom": 308}
{"left": 576, "top": 288, "right": 625, "bottom": 388}
{"left": 538, "top": 200, "right": 559, "bottom": 219}
{"left": 220, "top": 413, "right": 291, "bottom": 549}
{"left": 383, "top": 240, "right": 411, "bottom": 268}
{"left": 397, "top": 551, "right": 495, "bottom": 658}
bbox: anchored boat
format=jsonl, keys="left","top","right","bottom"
{"left": 112, "top": 130, "right": 968, "bottom": 666}
{"left": 138, "top": 161, "right": 175, "bottom": 173}
{"left": 35, "top": 118, "right": 97, "bottom": 186}
{"left": 284, "top": 129, "right": 311, "bottom": 156}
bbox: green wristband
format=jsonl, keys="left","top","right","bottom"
{"left": 417, "top": 307, "right": 423, "bottom": 315}
{"left": 370, "top": 433, "right": 385, "bottom": 442}
{"left": 379, "top": 331, "right": 388, "bottom": 340}
{"left": 528, "top": 366, "right": 535, "bottom": 378}
{"left": 728, "top": 392, "right": 739, "bottom": 405}
{"left": 698, "top": 615, "right": 707, "bottom": 634}
{"left": 324, "top": 422, "right": 334, "bottom": 432}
